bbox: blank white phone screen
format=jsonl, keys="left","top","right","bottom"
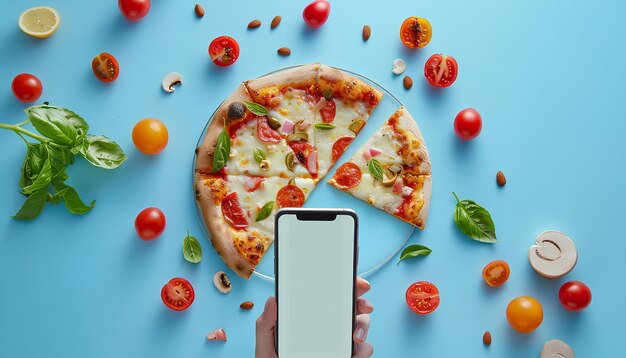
{"left": 277, "top": 213, "right": 355, "bottom": 358}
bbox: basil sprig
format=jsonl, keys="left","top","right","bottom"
{"left": 183, "top": 230, "right": 203, "bottom": 264}
{"left": 256, "top": 201, "right": 274, "bottom": 222}
{"left": 0, "top": 105, "right": 126, "bottom": 220}
{"left": 452, "top": 192, "right": 497, "bottom": 243}
{"left": 397, "top": 244, "right": 432, "bottom": 265}
{"left": 244, "top": 101, "right": 269, "bottom": 116}
{"left": 212, "top": 119, "right": 231, "bottom": 173}
{"left": 367, "top": 158, "right": 384, "bottom": 182}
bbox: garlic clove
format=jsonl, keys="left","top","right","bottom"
{"left": 207, "top": 328, "right": 227, "bottom": 341}
{"left": 162, "top": 72, "right": 183, "bottom": 93}
{"left": 392, "top": 59, "right": 406, "bottom": 75}
{"left": 529, "top": 231, "right": 578, "bottom": 278}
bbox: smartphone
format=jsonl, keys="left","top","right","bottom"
{"left": 274, "top": 208, "right": 358, "bottom": 358}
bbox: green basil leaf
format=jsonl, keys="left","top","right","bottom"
{"left": 397, "top": 244, "right": 432, "bottom": 265}
{"left": 25, "top": 105, "right": 80, "bottom": 146}
{"left": 212, "top": 122, "right": 231, "bottom": 173}
{"left": 244, "top": 101, "right": 269, "bottom": 116}
{"left": 48, "top": 187, "right": 70, "bottom": 204}
{"left": 19, "top": 143, "right": 46, "bottom": 188}
{"left": 22, "top": 146, "right": 52, "bottom": 195}
{"left": 256, "top": 201, "right": 274, "bottom": 222}
{"left": 49, "top": 146, "right": 73, "bottom": 182}
{"left": 12, "top": 188, "right": 48, "bottom": 220}
{"left": 78, "top": 135, "right": 127, "bottom": 169}
{"left": 368, "top": 158, "right": 384, "bottom": 182}
{"left": 314, "top": 123, "right": 335, "bottom": 130}
{"left": 452, "top": 192, "right": 497, "bottom": 243}
{"left": 52, "top": 181, "right": 95, "bottom": 214}
{"left": 254, "top": 147, "right": 266, "bottom": 163}
{"left": 183, "top": 231, "right": 203, "bottom": 264}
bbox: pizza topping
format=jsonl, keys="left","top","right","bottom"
{"left": 367, "top": 158, "right": 384, "bottom": 182}
{"left": 244, "top": 101, "right": 269, "bottom": 116}
{"left": 243, "top": 176, "right": 265, "bottom": 192}
{"left": 322, "top": 88, "right": 333, "bottom": 100}
{"left": 401, "top": 186, "right": 413, "bottom": 197}
{"left": 212, "top": 119, "right": 231, "bottom": 173}
{"left": 281, "top": 119, "right": 295, "bottom": 134}
{"left": 276, "top": 184, "right": 305, "bottom": 208}
{"left": 314, "top": 123, "right": 335, "bottom": 130}
{"left": 259, "top": 159, "right": 271, "bottom": 171}
{"left": 227, "top": 102, "right": 246, "bottom": 121}
{"left": 288, "top": 132, "right": 309, "bottom": 142}
{"left": 320, "top": 98, "right": 336, "bottom": 123}
{"left": 257, "top": 116, "right": 282, "bottom": 143}
{"left": 349, "top": 119, "right": 366, "bottom": 134}
{"left": 307, "top": 150, "right": 318, "bottom": 175}
{"left": 369, "top": 147, "right": 382, "bottom": 157}
{"left": 255, "top": 201, "right": 275, "bottom": 222}
{"left": 221, "top": 192, "right": 248, "bottom": 229}
{"left": 253, "top": 147, "right": 266, "bottom": 163}
{"left": 285, "top": 152, "right": 297, "bottom": 172}
{"left": 331, "top": 136, "right": 354, "bottom": 162}
{"left": 381, "top": 172, "right": 398, "bottom": 187}
{"left": 332, "top": 162, "right": 362, "bottom": 189}
{"left": 392, "top": 177, "right": 404, "bottom": 193}
{"left": 207, "top": 328, "right": 227, "bottom": 341}
{"left": 213, "top": 271, "right": 232, "bottom": 294}
{"left": 295, "top": 120, "right": 312, "bottom": 131}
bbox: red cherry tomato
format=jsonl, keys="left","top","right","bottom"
{"left": 92, "top": 53, "right": 120, "bottom": 83}
{"left": 11, "top": 73, "right": 43, "bottom": 102}
{"left": 482, "top": 260, "right": 510, "bottom": 287}
{"left": 406, "top": 281, "right": 440, "bottom": 314}
{"left": 208, "top": 36, "right": 240, "bottom": 67}
{"left": 303, "top": 0, "right": 330, "bottom": 29}
{"left": 161, "top": 278, "right": 195, "bottom": 311}
{"left": 559, "top": 281, "right": 592, "bottom": 311}
{"left": 424, "top": 54, "right": 458, "bottom": 88}
{"left": 135, "top": 207, "right": 166, "bottom": 240}
{"left": 118, "top": 0, "right": 150, "bottom": 22}
{"left": 454, "top": 108, "right": 482, "bottom": 140}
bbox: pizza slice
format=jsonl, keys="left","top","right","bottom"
{"left": 328, "top": 107, "right": 432, "bottom": 229}
{"left": 313, "top": 65, "right": 384, "bottom": 178}
{"left": 195, "top": 173, "right": 315, "bottom": 278}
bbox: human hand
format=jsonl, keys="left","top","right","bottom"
{"left": 255, "top": 277, "right": 374, "bottom": 358}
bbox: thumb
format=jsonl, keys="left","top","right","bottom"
{"left": 255, "top": 296, "right": 278, "bottom": 358}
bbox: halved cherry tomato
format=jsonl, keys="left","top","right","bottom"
{"left": 11, "top": 73, "right": 43, "bottom": 102}
{"left": 400, "top": 17, "right": 432, "bottom": 49}
{"left": 209, "top": 36, "right": 240, "bottom": 66}
{"left": 118, "top": 0, "right": 150, "bottom": 22}
{"left": 276, "top": 184, "right": 305, "bottom": 208}
{"left": 406, "top": 281, "right": 440, "bottom": 314}
{"left": 135, "top": 207, "right": 166, "bottom": 241}
{"left": 424, "top": 54, "right": 458, "bottom": 88}
{"left": 454, "top": 108, "right": 482, "bottom": 140}
{"left": 559, "top": 281, "right": 592, "bottom": 311}
{"left": 303, "top": 0, "right": 330, "bottom": 29}
{"left": 320, "top": 99, "right": 336, "bottom": 123}
{"left": 161, "top": 277, "right": 194, "bottom": 311}
{"left": 92, "top": 52, "right": 120, "bottom": 82}
{"left": 482, "top": 260, "right": 510, "bottom": 287}
{"left": 506, "top": 296, "right": 543, "bottom": 333}
{"left": 132, "top": 118, "right": 168, "bottom": 155}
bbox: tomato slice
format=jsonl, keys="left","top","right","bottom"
{"left": 331, "top": 136, "right": 353, "bottom": 163}
{"left": 208, "top": 36, "right": 240, "bottom": 66}
{"left": 482, "top": 260, "right": 510, "bottom": 287}
{"left": 161, "top": 278, "right": 195, "bottom": 311}
{"left": 400, "top": 17, "right": 432, "bottom": 49}
{"left": 221, "top": 192, "right": 248, "bottom": 229}
{"left": 406, "top": 281, "right": 440, "bottom": 314}
{"left": 276, "top": 184, "right": 305, "bottom": 208}
{"left": 424, "top": 54, "right": 458, "bottom": 88}
{"left": 257, "top": 116, "right": 282, "bottom": 143}
{"left": 243, "top": 175, "right": 265, "bottom": 192}
{"left": 92, "top": 52, "right": 119, "bottom": 82}
{"left": 331, "top": 162, "right": 361, "bottom": 189}
{"left": 320, "top": 98, "right": 336, "bottom": 123}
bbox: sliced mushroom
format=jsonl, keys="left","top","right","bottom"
{"left": 162, "top": 72, "right": 183, "bottom": 93}
{"left": 213, "top": 271, "right": 232, "bottom": 294}
{"left": 206, "top": 328, "right": 227, "bottom": 341}
{"left": 529, "top": 231, "right": 578, "bottom": 278}
{"left": 392, "top": 59, "right": 407, "bottom": 75}
{"left": 540, "top": 339, "right": 574, "bottom": 358}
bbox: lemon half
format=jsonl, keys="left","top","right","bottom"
{"left": 18, "top": 6, "right": 60, "bottom": 39}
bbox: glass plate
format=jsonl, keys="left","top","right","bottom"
{"left": 193, "top": 65, "right": 414, "bottom": 282}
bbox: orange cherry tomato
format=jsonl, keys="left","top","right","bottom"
{"left": 506, "top": 296, "right": 543, "bottom": 333}
{"left": 400, "top": 17, "right": 432, "bottom": 49}
{"left": 132, "top": 118, "right": 168, "bottom": 155}
{"left": 482, "top": 260, "right": 510, "bottom": 287}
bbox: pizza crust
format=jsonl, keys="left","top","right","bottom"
{"left": 317, "top": 64, "right": 384, "bottom": 107}
{"left": 393, "top": 107, "right": 432, "bottom": 175}
{"left": 244, "top": 63, "right": 321, "bottom": 106}
{"left": 416, "top": 175, "right": 432, "bottom": 229}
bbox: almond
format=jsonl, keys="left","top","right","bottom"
{"left": 483, "top": 331, "right": 492, "bottom": 346}
{"left": 194, "top": 4, "right": 204, "bottom": 18}
{"left": 271, "top": 16, "right": 282, "bottom": 29}
{"left": 277, "top": 47, "right": 291, "bottom": 56}
{"left": 496, "top": 171, "right": 506, "bottom": 186}
{"left": 240, "top": 301, "right": 254, "bottom": 310}
{"left": 403, "top": 75, "right": 413, "bottom": 90}
{"left": 362, "top": 25, "right": 371, "bottom": 42}
{"left": 248, "top": 19, "right": 261, "bottom": 29}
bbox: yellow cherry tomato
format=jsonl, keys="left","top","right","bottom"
{"left": 132, "top": 118, "right": 168, "bottom": 155}
{"left": 506, "top": 296, "right": 543, "bottom": 333}
{"left": 400, "top": 17, "right": 432, "bottom": 49}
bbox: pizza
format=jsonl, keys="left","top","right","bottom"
{"left": 328, "top": 107, "right": 432, "bottom": 229}
{"left": 194, "top": 64, "right": 430, "bottom": 279}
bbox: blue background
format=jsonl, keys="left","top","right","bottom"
{"left": 1, "top": 0, "right": 625, "bottom": 356}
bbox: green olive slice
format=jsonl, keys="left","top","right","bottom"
{"left": 349, "top": 119, "right": 366, "bottom": 134}
{"left": 267, "top": 116, "right": 282, "bottom": 130}
{"left": 285, "top": 152, "right": 296, "bottom": 172}
{"left": 288, "top": 132, "right": 309, "bottom": 142}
